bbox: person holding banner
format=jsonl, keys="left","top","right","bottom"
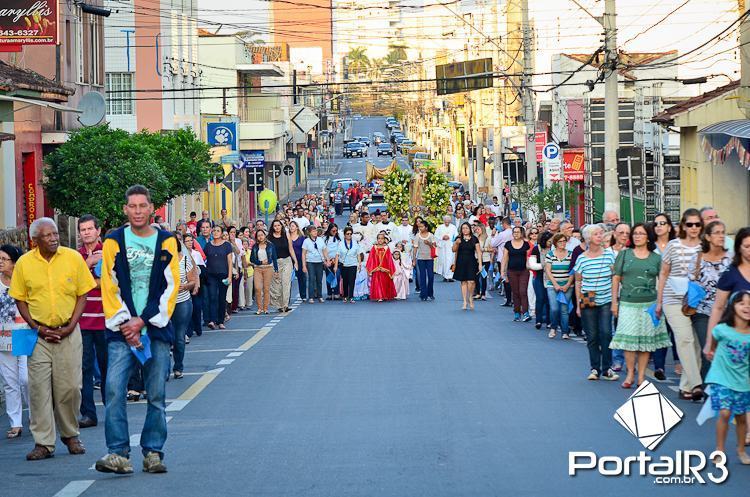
{"left": 97, "top": 185, "right": 180, "bottom": 475}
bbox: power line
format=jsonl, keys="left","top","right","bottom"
{"left": 622, "top": 0, "right": 693, "bottom": 45}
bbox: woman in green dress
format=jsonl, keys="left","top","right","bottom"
{"left": 610, "top": 223, "right": 672, "bottom": 388}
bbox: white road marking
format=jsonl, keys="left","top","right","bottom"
{"left": 186, "top": 348, "right": 237, "bottom": 353}
{"left": 166, "top": 400, "right": 191, "bottom": 412}
{"left": 226, "top": 351, "right": 244, "bottom": 357}
{"left": 216, "top": 358, "right": 235, "bottom": 365}
{"left": 52, "top": 481, "right": 95, "bottom": 497}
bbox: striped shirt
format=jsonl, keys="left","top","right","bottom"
{"left": 661, "top": 239, "right": 701, "bottom": 305}
{"left": 545, "top": 249, "right": 573, "bottom": 287}
{"left": 177, "top": 255, "right": 194, "bottom": 304}
{"left": 573, "top": 249, "right": 616, "bottom": 305}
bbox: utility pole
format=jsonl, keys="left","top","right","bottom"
{"left": 521, "top": 0, "right": 537, "bottom": 186}
{"left": 603, "top": 0, "right": 620, "bottom": 214}
{"left": 492, "top": 0, "right": 503, "bottom": 200}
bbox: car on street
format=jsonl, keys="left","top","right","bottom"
{"left": 398, "top": 139, "right": 416, "bottom": 153}
{"left": 354, "top": 135, "right": 370, "bottom": 146}
{"left": 366, "top": 202, "right": 388, "bottom": 215}
{"left": 448, "top": 180, "right": 465, "bottom": 193}
{"left": 325, "top": 178, "right": 356, "bottom": 193}
{"left": 377, "top": 143, "right": 393, "bottom": 156}
{"left": 386, "top": 120, "right": 399, "bottom": 130}
{"left": 343, "top": 141, "right": 366, "bottom": 158}
{"left": 390, "top": 125, "right": 402, "bottom": 134}
{"left": 352, "top": 114, "right": 362, "bottom": 120}
{"left": 372, "top": 132, "right": 384, "bottom": 145}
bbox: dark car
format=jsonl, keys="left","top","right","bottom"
{"left": 343, "top": 141, "right": 366, "bottom": 158}
{"left": 398, "top": 139, "right": 416, "bottom": 153}
{"left": 377, "top": 143, "right": 393, "bottom": 156}
{"left": 354, "top": 136, "right": 370, "bottom": 146}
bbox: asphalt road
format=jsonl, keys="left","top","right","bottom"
{"left": 337, "top": 117, "right": 410, "bottom": 182}
{"left": 2, "top": 117, "right": 749, "bottom": 497}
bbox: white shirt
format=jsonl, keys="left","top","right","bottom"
{"left": 378, "top": 222, "right": 398, "bottom": 242}
{"left": 392, "top": 224, "right": 413, "bottom": 246}
{"left": 352, "top": 222, "right": 368, "bottom": 243}
{"left": 488, "top": 203, "right": 502, "bottom": 216}
{"left": 490, "top": 227, "right": 513, "bottom": 263}
{"left": 292, "top": 217, "right": 310, "bottom": 231}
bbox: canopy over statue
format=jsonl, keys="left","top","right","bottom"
{"left": 366, "top": 160, "right": 399, "bottom": 182}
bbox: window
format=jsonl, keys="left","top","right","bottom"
{"left": 89, "top": 15, "right": 101, "bottom": 85}
{"left": 75, "top": 6, "right": 84, "bottom": 83}
{"left": 105, "top": 73, "right": 134, "bottom": 115}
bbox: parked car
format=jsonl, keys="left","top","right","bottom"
{"left": 354, "top": 135, "right": 370, "bottom": 146}
{"left": 366, "top": 202, "right": 388, "bottom": 215}
{"left": 325, "top": 177, "right": 356, "bottom": 193}
{"left": 398, "top": 139, "right": 416, "bottom": 153}
{"left": 377, "top": 143, "right": 393, "bottom": 156}
{"left": 448, "top": 181, "right": 465, "bottom": 193}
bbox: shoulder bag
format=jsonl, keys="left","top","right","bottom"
{"left": 681, "top": 252, "right": 703, "bottom": 316}
{"left": 579, "top": 253, "right": 610, "bottom": 309}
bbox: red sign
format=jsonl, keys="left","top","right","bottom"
{"left": 0, "top": 1, "right": 59, "bottom": 46}
{"left": 535, "top": 132, "right": 546, "bottom": 162}
{"left": 22, "top": 152, "right": 37, "bottom": 246}
{"left": 562, "top": 149, "right": 585, "bottom": 182}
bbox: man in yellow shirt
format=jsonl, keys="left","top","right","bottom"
{"left": 10, "top": 217, "right": 96, "bottom": 461}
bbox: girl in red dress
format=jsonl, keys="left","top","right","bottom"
{"left": 367, "top": 232, "right": 397, "bottom": 302}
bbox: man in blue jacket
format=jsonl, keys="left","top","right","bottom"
{"left": 95, "top": 185, "right": 180, "bottom": 475}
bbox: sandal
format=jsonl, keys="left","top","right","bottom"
{"left": 207, "top": 322, "right": 216, "bottom": 330}
{"left": 679, "top": 390, "right": 693, "bottom": 401}
{"left": 621, "top": 380, "right": 634, "bottom": 389}
{"left": 218, "top": 324, "right": 226, "bottom": 330}
{"left": 127, "top": 390, "right": 141, "bottom": 402}
{"left": 691, "top": 387, "right": 704, "bottom": 401}
{"left": 6, "top": 427, "right": 22, "bottom": 439}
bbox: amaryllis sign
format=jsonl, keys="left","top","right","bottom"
{"left": 0, "top": 1, "right": 59, "bottom": 46}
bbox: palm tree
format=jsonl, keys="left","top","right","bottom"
{"left": 368, "top": 58, "right": 385, "bottom": 80}
{"left": 346, "top": 47, "right": 370, "bottom": 76}
{"left": 385, "top": 45, "right": 407, "bottom": 65}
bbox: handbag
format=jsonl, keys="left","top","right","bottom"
{"left": 579, "top": 291, "right": 597, "bottom": 309}
{"left": 682, "top": 252, "right": 704, "bottom": 316}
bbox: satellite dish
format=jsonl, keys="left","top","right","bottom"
{"left": 77, "top": 92, "right": 106, "bottom": 127}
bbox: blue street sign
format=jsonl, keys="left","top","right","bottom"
{"left": 241, "top": 150, "right": 265, "bottom": 169}
{"left": 543, "top": 142, "right": 560, "bottom": 160}
{"left": 220, "top": 152, "right": 241, "bottom": 164}
{"left": 207, "top": 122, "right": 238, "bottom": 150}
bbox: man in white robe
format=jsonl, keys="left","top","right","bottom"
{"left": 434, "top": 216, "right": 458, "bottom": 281}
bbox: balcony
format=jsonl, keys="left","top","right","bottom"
{"left": 240, "top": 107, "right": 285, "bottom": 123}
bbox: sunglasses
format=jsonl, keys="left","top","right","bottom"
{"left": 654, "top": 221, "right": 669, "bottom": 226}
{"left": 684, "top": 222, "right": 702, "bottom": 228}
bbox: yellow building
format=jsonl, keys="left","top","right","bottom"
{"left": 654, "top": 80, "right": 750, "bottom": 233}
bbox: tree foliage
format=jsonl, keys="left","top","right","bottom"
{"left": 44, "top": 124, "right": 215, "bottom": 229}
{"left": 511, "top": 180, "right": 580, "bottom": 220}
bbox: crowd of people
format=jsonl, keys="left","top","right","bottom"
{"left": 1, "top": 180, "right": 749, "bottom": 468}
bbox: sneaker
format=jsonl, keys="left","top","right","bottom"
{"left": 513, "top": 313, "right": 521, "bottom": 322}
{"left": 654, "top": 369, "right": 667, "bottom": 381}
{"left": 308, "top": 299, "right": 314, "bottom": 304}
{"left": 142, "top": 451, "right": 167, "bottom": 473}
{"left": 184, "top": 336, "right": 190, "bottom": 344}
{"left": 547, "top": 323, "right": 552, "bottom": 329}
{"left": 602, "top": 369, "right": 620, "bottom": 381}
{"left": 562, "top": 333, "right": 570, "bottom": 340}
{"left": 95, "top": 453, "right": 134, "bottom": 474}
{"left": 548, "top": 329, "right": 556, "bottom": 339}
{"left": 612, "top": 364, "right": 623, "bottom": 372}
{"left": 318, "top": 298, "right": 325, "bottom": 303}
{"left": 535, "top": 323, "right": 542, "bottom": 330}
{"left": 522, "top": 312, "right": 532, "bottom": 322}
{"left": 587, "top": 369, "right": 599, "bottom": 381}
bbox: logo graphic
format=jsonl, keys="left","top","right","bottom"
{"left": 206, "top": 122, "right": 237, "bottom": 150}
{"left": 614, "top": 381, "right": 683, "bottom": 450}
{"left": 213, "top": 126, "right": 231, "bottom": 145}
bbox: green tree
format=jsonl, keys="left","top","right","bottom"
{"left": 346, "top": 47, "right": 370, "bottom": 75}
{"left": 385, "top": 44, "right": 407, "bottom": 65}
{"left": 44, "top": 124, "right": 215, "bottom": 229}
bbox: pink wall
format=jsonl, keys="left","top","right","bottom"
{"left": 134, "top": 0, "right": 163, "bottom": 131}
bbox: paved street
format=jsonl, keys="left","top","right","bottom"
{"left": 2, "top": 118, "right": 748, "bottom": 496}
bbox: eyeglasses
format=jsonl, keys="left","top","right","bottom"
{"left": 654, "top": 221, "right": 669, "bottom": 226}
{"left": 684, "top": 222, "right": 702, "bottom": 228}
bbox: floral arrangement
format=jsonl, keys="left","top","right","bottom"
{"left": 421, "top": 165, "right": 452, "bottom": 228}
{"left": 383, "top": 167, "right": 411, "bottom": 217}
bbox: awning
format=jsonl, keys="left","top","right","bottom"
{"left": 699, "top": 120, "right": 750, "bottom": 138}
{"left": 0, "top": 94, "right": 80, "bottom": 113}
{"left": 699, "top": 120, "right": 750, "bottom": 171}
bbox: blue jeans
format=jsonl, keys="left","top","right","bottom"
{"left": 653, "top": 321, "right": 679, "bottom": 371}
{"left": 105, "top": 339, "right": 170, "bottom": 458}
{"left": 80, "top": 329, "right": 107, "bottom": 421}
{"left": 205, "top": 274, "right": 227, "bottom": 325}
{"left": 417, "top": 259, "right": 434, "bottom": 299}
{"left": 190, "top": 285, "right": 203, "bottom": 336}
{"left": 581, "top": 304, "right": 614, "bottom": 375}
{"left": 546, "top": 287, "right": 572, "bottom": 333}
{"left": 306, "top": 262, "right": 324, "bottom": 299}
{"left": 534, "top": 275, "right": 549, "bottom": 325}
{"left": 171, "top": 299, "right": 192, "bottom": 373}
{"left": 295, "top": 267, "right": 307, "bottom": 300}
